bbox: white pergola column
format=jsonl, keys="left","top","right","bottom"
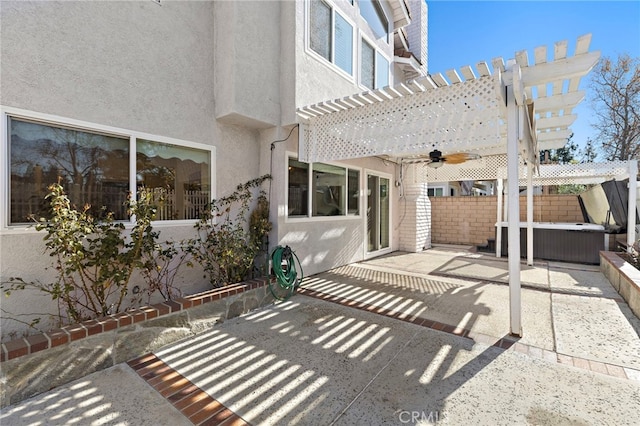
{"left": 526, "top": 160, "right": 534, "bottom": 266}
{"left": 627, "top": 160, "right": 638, "bottom": 251}
{"left": 496, "top": 179, "right": 503, "bottom": 257}
{"left": 398, "top": 183, "right": 431, "bottom": 252}
{"left": 506, "top": 66, "right": 522, "bottom": 337}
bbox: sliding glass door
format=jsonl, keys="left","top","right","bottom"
{"left": 366, "top": 173, "right": 390, "bottom": 253}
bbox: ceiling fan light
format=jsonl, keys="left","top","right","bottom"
{"left": 428, "top": 160, "right": 444, "bottom": 169}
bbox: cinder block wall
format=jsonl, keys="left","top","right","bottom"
{"left": 430, "top": 195, "right": 584, "bottom": 246}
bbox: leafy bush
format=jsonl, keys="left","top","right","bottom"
{"left": 187, "top": 175, "right": 272, "bottom": 287}
{"left": 129, "top": 190, "right": 189, "bottom": 306}
{"left": 2, "top": 183, "right": 185, "bottom": 326}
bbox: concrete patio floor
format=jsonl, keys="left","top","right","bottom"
{"left": 2, "top": 246, "right": 639, "bottom": 425}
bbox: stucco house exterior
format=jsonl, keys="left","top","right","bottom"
{"left": 0, "top": 0, "right": 429, "bottom": 339}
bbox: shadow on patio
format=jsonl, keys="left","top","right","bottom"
{"left": 151, "top": 288, "right": 504, "bottom": 425}
{"left": 2, "top": 247, "right": 639, "bottom": 425}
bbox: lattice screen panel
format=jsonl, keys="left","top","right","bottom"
{"left": 411, "top": 157, "right": 631, "bottom": 186}
{"left": 501, "top": 161, "right": 632, "bottom": 186}
{"left": 411, "top": 154, "right": 514, "bottom": 183}
{"left": 299, "top": 76, "right": 502, "bottom": 163}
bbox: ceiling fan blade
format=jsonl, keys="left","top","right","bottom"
{"left": 443, "top": 152, "right": 480, "bottom": 164}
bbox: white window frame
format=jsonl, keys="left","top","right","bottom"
{"left": 1, "top": 106, "right": 216, "bottom": 231}
{"left": 285, "top": 152, "right": 361, "bottom": 222}
{"left": 357, "top": 0, "right": 391, "bottom": 43}
{"left": 359, "top": 33, "right": 391, "bottom": 90}
{"left": 306, "top": 0, "right": 356, "bottom": 80}
{"left": 427, "top": 186, "right": 446, "bottom": 197}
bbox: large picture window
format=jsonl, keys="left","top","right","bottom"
{"left": 6, "top": 114, "right": 212, "bottom": 225}
{"left": 309, "top": 0, "right": 354, "bottom": 76}
{"left": 288, "top": 157, "right": 359, "bottom": 218}
{"left": 137, "top": 140, "right": 211, "bottom": 220}
{"left": 9, "top": 118, "right": 130, "bottom": 223}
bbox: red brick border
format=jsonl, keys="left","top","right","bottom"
{"left": 1, "top": 278, "right": 269, "bottom": 363}
{"left": 128, "top": 353, "right": 250, "bottom": 426}
{"left": 297, "top": 286, "right": 636, "bottom": 381}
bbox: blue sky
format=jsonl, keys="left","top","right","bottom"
{"left": 426, "top": 0, "right": 640, "bottom": 157}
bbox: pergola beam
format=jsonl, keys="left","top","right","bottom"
{"left": 520, "top": 51, "right": 600, "bottom": 86}
{"left": 537, "top": 114, "right": 577, "bottom": 130}
{"left": 534, "top": 91, "right": 585, "bottom": 113}
{"left": 537, "top": 129, "right": 572, "bottom": 142}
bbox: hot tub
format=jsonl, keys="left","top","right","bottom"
{"left": 496, "top": 222, "right": 607, "bottom": 264}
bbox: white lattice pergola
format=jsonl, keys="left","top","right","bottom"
{"left": 298, "top": 34, "right": 599, "bottom": 165}
{"left": 297, "top": 34, "right": 605, "bottom": 337}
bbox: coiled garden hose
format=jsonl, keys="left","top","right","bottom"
{"left": 269, "top": 245, "right": 303, "bottom": 301}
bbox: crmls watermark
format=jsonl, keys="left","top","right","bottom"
{"left": 398, "top": 410, "right": 444, "bottom": 424}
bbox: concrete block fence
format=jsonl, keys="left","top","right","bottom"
{"left": 0, "top": 277, "right": 275, "bottom": 408}
{"left": 430, "top": 194, "right": 584, "bottom": 246}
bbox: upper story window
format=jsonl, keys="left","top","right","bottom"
{"left": 361, "top": 39, "right": 389, "bottom": 90}
{"left": 359, "top": 0, "right": 388, "bottom": 40}
{"left": 6, "top": 113, "right": 212, "bottom": 225}
{"left": 309, "top": 0, "right": 354, "bottom": 76}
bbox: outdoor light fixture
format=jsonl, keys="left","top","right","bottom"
{"left": 427, "top": 160, "right": 444, "bottom": 169}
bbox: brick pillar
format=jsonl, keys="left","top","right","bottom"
{"left": 399, "top": 183, "right": 431, "bottom": 252}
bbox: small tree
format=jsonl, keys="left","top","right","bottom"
{"left": 581, "top": 138, "right": 598, "bottom": 163}
{"left": 187, "top": 175, "right": 272, "bottom": 287}
{"left": 590, "top": 54, "right": 640, "bottom": 161}
{"left": 540, "top": 134, "right": 578, "bottom": 165}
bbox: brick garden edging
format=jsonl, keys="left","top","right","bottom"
{"left": 0, "top": 277, "right": 274, "bottom": 408}
{"left": 600, "top": 251, "right": 640, "bottom": 319}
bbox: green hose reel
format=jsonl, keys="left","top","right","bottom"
{"left": 269, "top": 245, "right": 303, "bottom": 301}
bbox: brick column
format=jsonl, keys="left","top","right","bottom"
{"left": 399, "top": 183, "right": 431, "bottom": 252}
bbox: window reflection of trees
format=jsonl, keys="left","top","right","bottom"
{"left": 137, "top": 153, "right": 209, "bottom": 220}
{"left": 10, "top": 120, "right": 129, "bottom": 223}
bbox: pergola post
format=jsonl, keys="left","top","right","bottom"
{"left": 527, "top": 160, "right": 534, "bottom": 266}
{"left": 627, "top": 160, "right": 638, "bottom": 252}
{"left": 496, "top": 179, "right": 503, "bottom": 257}
{"left": 506, "top": 67, "right": 522, "bottom": 337}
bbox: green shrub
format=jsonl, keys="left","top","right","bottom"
{"left": 187, "top": 175, "right": 272, "bottom": 287}
{"left": 2, "top": 183, "right": 185, "bottom": 326}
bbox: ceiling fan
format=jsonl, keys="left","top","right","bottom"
{"left": 401, "top": 150, "right": 481, "bottom": 168}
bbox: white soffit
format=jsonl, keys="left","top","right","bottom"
{"left": 389, "top": 0, "right": 411, "bottom": 29}
{"left": 297, "top": 34, "right": 600, "bottom": 168}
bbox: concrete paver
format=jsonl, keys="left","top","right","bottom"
{"left": 336, "top": 329, "right": 640, "bottom": 426}
{"left": 0, "top": 363, "right": 191, "bottom": 426}
{"left": 553, "top": 293, "right": 640, "bottom": 369}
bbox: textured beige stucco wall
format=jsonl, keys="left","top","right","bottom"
{"left": 214, "top": 0, "right": 282, "bottom": 128}
{"left": 0, "top": 1, "right": 262, "bottom": 339}
{"left": 292, "top": 0, "right": 396, "bottom": 119}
